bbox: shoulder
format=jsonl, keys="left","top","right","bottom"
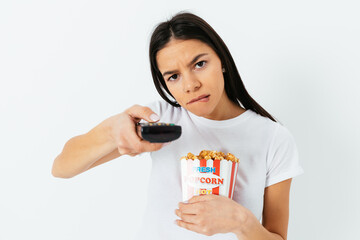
{"left": 247, "top": 110, "right": 285, "bottom": 137}
{"left": 246, "top": 110, "right": 298, "bottom": 151}
{"left": 271, "top": 122, "right": 296, "bottom": 147}
{"left": 263, "top": 119, "right": 296, "bottom": 154}
{"left": 264, "top": 119, "right": 304, "bottom": 187}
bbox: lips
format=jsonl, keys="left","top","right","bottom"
{"left": 188, "top": 94, "right": 210, "bottom": 104}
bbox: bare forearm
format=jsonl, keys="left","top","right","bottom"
{"left": 233, "top": 209, "right": 284, "bottom": 240}
{"left": 234, "top": 225, "right": 284, "bottom": 240}
{"left": 52, "top": 119, "right": 116, "bottom": 178}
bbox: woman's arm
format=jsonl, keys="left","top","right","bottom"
{"left": 233, "top": 178, "right": 292, "bottom": 240}
{"left": 175, "top": 178, "right": 292, "bottom": 240}
{"left": 51, "top": 119, "right": 117, "bottom": 178}
{"left": 51, "top": 105, "right": 164, "bottom": 179}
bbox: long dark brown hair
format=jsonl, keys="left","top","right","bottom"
{"left": 149, "top": 11, "right": 277, "bottom": 122}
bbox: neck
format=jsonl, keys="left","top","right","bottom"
{"left": 204, "top": 99, "right": 246, "bottom": 120}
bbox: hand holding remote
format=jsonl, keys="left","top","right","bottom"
{"left": 107, "top": 104, "right": 166, "bottom": 156}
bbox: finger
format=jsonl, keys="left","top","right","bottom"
{"left": 175, "top": 208, "right": 197, "bottom": 218}
{"left": 127, "top": 123, "right": 146, "bottom": 145}
{"left": 136, "top": 124, "right": 143, "bottom": 137}
{"left": 179, "top": 213, "right": 199, "bottom": 224}
{"left": 125, "top": 104, "right": 160, "bottom": 123}
{"left": 178, "top": 202, "right": 200, "bottom": 215}
{"left": 135, "top": 123, "right": 170, "bottom": 150}
{"left": 130, "top": 138, "right": 165, "bottom": 154}
{"left": 126, "top": 123, "right": 165, "bottom": 153}
{"left": 176, "top": 219, "right": 198, "bottom": 232}
{"left": 188, "top": 194, "right": 215, "bottom": 204}
{"left": 177, "top": 219, "right": 214, "bottom": 236}
{"left": 140, "top": 141, "right": 166, "bottom": 153}
{"left": 175, "top": 209, "right": 199, "bottom": 224}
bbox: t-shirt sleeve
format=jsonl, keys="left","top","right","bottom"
{"left": 265, "top": 124, "right": 304, "bottom": 187}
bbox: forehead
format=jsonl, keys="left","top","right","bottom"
{"left": 156, "top": 39, "right": 215, "bottom": 70}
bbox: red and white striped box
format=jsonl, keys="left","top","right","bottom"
{"left": 180, "top": 153, "right": 239, "bottom": 202}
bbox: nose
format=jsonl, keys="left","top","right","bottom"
{"left": 182, "top": 72, "right": 201, "bottom": 93}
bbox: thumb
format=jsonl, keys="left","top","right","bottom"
{"left": 144, "top": 109, "right": 160, "bottom": 123}
{"left": 188, "top": 194, "right": 215, "bottom": 204}
{"left": 126, "top": 105, "right": 160, "bottom": 123}
{"left": 148, "top": 112, "right": 160, "bottom": 122}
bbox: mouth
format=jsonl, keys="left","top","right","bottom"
{"left": 187, "top": 94, "right": 210, "bottom": 104}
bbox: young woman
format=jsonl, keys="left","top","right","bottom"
{"left": 52, "top": 12, "right": 303, "bottom": 240}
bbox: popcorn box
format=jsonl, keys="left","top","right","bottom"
{"left": 180, "top": 150, "right": 239, "bottom": 202}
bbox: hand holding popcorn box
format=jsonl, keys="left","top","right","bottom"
{"left": 180, "top": 150, "right": 239, "bottom": 202}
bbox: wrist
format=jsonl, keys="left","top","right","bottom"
{"left": 88, "top": 118, "right": 118, "bottom": 152}
{"left": 100, "top": 117, "right": 119, "bottom": 150}
{"left": 232, "top": 206, "right": 263, "bottom": 240}
{"left": 233, "top": 213, "right": 281, "bottom": 240}
{"left": 231, "top": 205, "right": 250, "bottom": 237}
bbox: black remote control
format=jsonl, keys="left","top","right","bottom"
{"left": 137, "top": 122, "right": 182, "bottom": 143}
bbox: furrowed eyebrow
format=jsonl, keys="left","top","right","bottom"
{"left": 162, "top": 53, "right": 208, "bottom": 77}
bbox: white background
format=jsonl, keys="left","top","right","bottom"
{"left": 1, "top": 0, "right": 359, "bottom": 239}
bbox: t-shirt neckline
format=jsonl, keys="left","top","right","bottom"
{"left": 187, "top": 108, "right": 254, "bottom": 127}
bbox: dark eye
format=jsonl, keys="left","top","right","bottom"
{"left": 195, "top": 61, "right": 206, "bottom": 68}
{"left": 168, "top": 74, "right": 178, "bottom": 81}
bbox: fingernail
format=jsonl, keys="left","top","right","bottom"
{"left": 150, "top": 113, "right": 160, "bottom": 121}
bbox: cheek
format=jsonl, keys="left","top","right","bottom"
{"left": 166, "top": 85, "right": 183, "bottom": 102}
{"left": 207, "top": 71, "right": 225, "bottom": 93}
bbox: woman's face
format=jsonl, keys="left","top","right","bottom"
{"left": 156, "top": 38, "right": 240, "bottom": 120}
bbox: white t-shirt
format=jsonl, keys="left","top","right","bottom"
{"left": 134, "top": 100, "right": 304, "bottom": 240}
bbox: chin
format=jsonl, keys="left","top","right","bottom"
{"left": 187, "top": 107, "right": 213, "bottom": 117}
